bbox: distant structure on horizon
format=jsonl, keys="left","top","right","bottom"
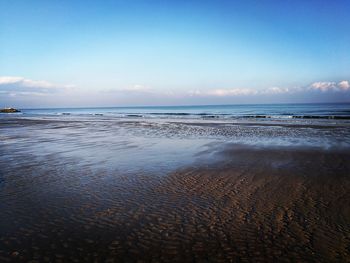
{"left": 0, "top": 107, "right": 21, "bottom": 113}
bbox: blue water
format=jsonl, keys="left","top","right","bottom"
{"left": 2, "top": 103, "right": 350, "bottom": 119}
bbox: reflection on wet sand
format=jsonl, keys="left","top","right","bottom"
{"left": 0, "top": 117, "right": 350, "bottom": 262}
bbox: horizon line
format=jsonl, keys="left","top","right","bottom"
{"left": 9, "top": 101, "right": 350, "bottom": 110}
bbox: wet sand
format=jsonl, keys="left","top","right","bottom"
{"left": 0, "top": 117, "right": 350, "bottom": 262}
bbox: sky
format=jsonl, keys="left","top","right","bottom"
{"left": 1, "top": 0, "right": 350, "bottom": 107}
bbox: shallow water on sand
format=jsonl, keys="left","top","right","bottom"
{"left": 0, "top": 116, "right": 350, "bottom": 262}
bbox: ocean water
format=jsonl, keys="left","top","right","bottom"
{"left": 3, "top": 103, "right": 350, "bottom": 119}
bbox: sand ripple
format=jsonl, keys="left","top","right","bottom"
{"left": 1, "top": 146, "right": 349, "bottom": 262}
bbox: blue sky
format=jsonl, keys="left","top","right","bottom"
{"left": 1, "top": 0, "right": 350, "bottom": 107}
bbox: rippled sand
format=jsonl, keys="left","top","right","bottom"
{"left": 0, "top": 117, "right": 350, "bottom": 262}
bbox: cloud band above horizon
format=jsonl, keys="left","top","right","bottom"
{"left": 0, "top": 76, "right": 350, "bottom": 108}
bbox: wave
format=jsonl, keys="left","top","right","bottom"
{"left": 292, "top": 115, "right": 350, "bottom": 120}
{"left": 148, "top": 112, "right": 192, "bottom": 116}
{"left": 19, "top": 111, "right": 350, "bottom": 120}
{"left": 126, "top": 114, "right": 143, "bottom": 117}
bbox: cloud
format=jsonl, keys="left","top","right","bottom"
{"left": 104, "top": 84, "right": 155, "bottom": 94}
{"left": 0, "top": 76, "right": 24, "bottom": 85}
{"left": 189, "top": 80, "right": 350, "bottom": 98}
{"left": 189, "top": 86, "right": 297, "bottom": 97}
{"left": 189, "top": 88, "right": 258, "bottom": 97}
{"left": 103, "top": 84, "right": 180, "bottom": 98}
{"left": 118, "top": 84, "right": 152, "bottom": 93}
{"left": 0, "top": 76, "right": 75, "bottom": 96}
{"left": 103, "top": 80, "right": 350, "bottom": 99}
{"left": 309, "top": 81, "right": 350, "bottom": 92}
{"left": 261, "top": 87, "right": 291, "bottom": 94}
{"left": 338, "top": 80, "right": 350, "bottom": 90}
{"left": 2, "top": 76, "right": 349, "bottom": 107}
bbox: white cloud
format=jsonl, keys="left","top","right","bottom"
{"left": 2, "top": 76, "right": 349, "bottom": 107}
{"left": 187, "top": 80, "right": 350, "bottom": 98}
{"left": 210, "top": 88, "right": 258, "bottom": 96}
{"left": 309, "top": 81, "right": 350, "bottom": 92}
{"left": 310, "top": 82, "right": 336, "bottom": 92}
{"left": 338, "top": 80, "right": 350, "bottom": 91}
{"left": 104, "top": 84, "right": 155, "bottom": 94}
{"left": 189, "top": 87, "right": 295, "bottom": 97}
{"left": 120, "top": 84, "right": 152, "bottom": 93}
{"left": 0, "top": 76, "right": 24, "bottom": 85}
{"left": 104, "top": 84, "right": 183, "bottom": 99}
{"left": 190, "top": 88, "right": 258, "bottom": 97}
{"left": 0, "top": 76, "right": 75, "bottom": 96}
{"left": 261, "top": 87, "right": 290, "bottom": 94}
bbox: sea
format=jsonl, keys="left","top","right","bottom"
{"left": 3, "top": 103, "right": 350, "bottom": 120}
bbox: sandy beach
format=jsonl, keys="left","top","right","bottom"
{"left": 1, "top": 116, "right": 350, "bottom": 262}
